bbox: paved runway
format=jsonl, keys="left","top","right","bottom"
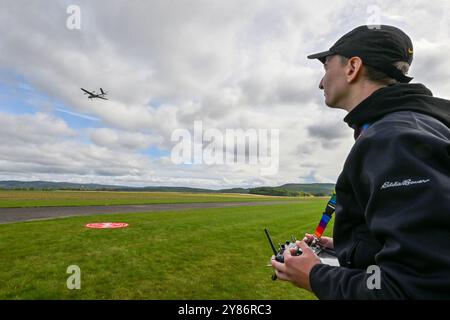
{"left": 0, "top": 200, "right": 301, "bottom": 224}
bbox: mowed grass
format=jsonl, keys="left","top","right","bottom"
{"left": 0, "top": 190, "right": 300, "bottom": 208}
{"left": 0, "top": 199, "right": 333, "bottom": 299}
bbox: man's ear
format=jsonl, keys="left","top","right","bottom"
{"left": 346, "top": 57, "right": 363, "bottom": 83}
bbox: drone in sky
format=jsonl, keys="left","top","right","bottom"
{"left": 81, "top": 88, "right": 108, "bottom": 100}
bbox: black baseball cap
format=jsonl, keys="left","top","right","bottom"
{"left": 307, "top": 25, "right": 414, "bottom": 83}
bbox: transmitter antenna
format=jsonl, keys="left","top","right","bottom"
{"left": 264, "top": 228, "right": 277, "bottom": 255}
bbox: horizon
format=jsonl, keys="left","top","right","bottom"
{"left": 0, "top": 179, "right": 336, "bottom": 191}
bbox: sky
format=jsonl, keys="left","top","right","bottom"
{"left": 1, "top": 0, "right": 450, "bottom": 189}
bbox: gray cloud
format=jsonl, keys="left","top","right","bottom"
{"left": 307, "top": 121, "right": 348, "bottom": 145}
{"left": 89, "top": 128, "right": 163, "bottom": 151}
{"left": 0, "top": 112, "right": 76, "bottom": 143}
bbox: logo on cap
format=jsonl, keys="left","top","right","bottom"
{"left": 408, "top": 48, "right": 413, "bottom": 54}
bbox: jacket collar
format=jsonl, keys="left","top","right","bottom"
{"left": 343, "top": 83, "right": 450, "bottom": 129}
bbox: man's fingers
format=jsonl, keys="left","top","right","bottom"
{"left": 296, "top": 240, "right": 313, "bottom": 254}
{"left": 303, "top": 233, "right": 313, "bottom": 243}
{"left": 271, "top": 257, "right": 286, "bottom": 273}
{"left": 274, "top": 269, "right": 289, "bottom": 281}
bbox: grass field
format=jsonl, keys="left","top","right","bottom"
{"left": 0, "top": 196, "right": 333, "bottom": 300}
{"left": 0, "top": 190, "right": 301, "bottom": 208}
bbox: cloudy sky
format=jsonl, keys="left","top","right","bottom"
{"left": 1, "top": 0, "right": 449, "bottom": 189}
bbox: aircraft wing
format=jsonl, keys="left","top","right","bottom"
{"left": 81, "top": 88, "right": 93, "bottom": 95}
{"left": 97, "top": 96, "right": 108, "bottom": 100}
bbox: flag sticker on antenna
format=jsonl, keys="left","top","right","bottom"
{"left": 85, "top": 222, "right": 129, "bottom": 229}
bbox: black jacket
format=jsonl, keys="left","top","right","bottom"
{"left": 310, "top": 83, "right": 450, "bottom": 299}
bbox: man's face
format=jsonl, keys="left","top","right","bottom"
{"left": 319, "top": 55, "right": 349, "bottom": 109}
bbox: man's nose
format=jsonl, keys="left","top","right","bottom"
{"left": 319, "top": 77, "right": 324, "bottom": 90}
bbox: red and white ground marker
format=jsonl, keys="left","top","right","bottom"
{"left": 85, "top": 222, "right": 129, "bottom": 229}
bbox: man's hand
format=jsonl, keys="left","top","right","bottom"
{"left": 303, "top": 233, "right": 334, "bottom": 249}
{"left": 271, "top": 240, "right": 321, "bottom": 291}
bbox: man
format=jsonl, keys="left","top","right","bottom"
{"left": 271, "top": 25, "right": 450, "bottom": 299}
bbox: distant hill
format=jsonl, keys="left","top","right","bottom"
{"left": 0, "top": 180, "right": 335, "bottom": 196}
{"left": 0, "top": 180, "right": 123, "bottom": 191}
{"left": 216, "top": 188, "right": 250, "bottom": 194}
{"left": 280, "top": 183, "right": 335, "bottom": 196}
{"left": 0, "top": 181, "right": 213, "bottom": 193}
